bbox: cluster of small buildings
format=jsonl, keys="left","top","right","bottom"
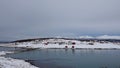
{"left": 42, "top": 39, "right": 76, "bottom": 45}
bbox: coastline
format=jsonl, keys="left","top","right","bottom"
{"left": 0, "top": 43, "right": 120, "bottom": 68}
{"left": 1, "top": 43, "right": 120, "bottom": 50}
{"left": 0, "top": 41, "right": 120, "bottom": 68}
{"left": 0, "top": 48, "right": 38, "bottom": 68}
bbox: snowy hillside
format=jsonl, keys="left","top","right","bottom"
{"left": 7, "top": 36, "right": 120, "bottom": 49}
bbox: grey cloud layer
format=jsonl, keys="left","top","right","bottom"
{"left": 0, "top": 0, "right": 120, "bottom": 41}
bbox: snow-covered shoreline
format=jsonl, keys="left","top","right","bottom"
{"left": 0, "top": 37, "right": 120, "bottom": 68}
{"left": 0, "top": 51, "right": 38, "bottom": 68}
{"left": 1, "top": 38, "right": 120, "bottom": 49}
{"left": 13, "top": 43, "right": 120, "bottom": 50}
{"left": 13, "top": 38, "right": 120, "bottom": 49}
{"left": 0, "top": 51, "right": 14, "bottom": 56}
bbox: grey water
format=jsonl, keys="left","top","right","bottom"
{"left": 0, "top": 46, "right": 16, "bottom": 51}
{"left": 5, "top": 48, "right": 120, "bottom": 68}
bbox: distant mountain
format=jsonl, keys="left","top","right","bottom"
{"left": 96, "top": 35, "right": 120, "bottom": 39}
{"left": 79, "top": 35, "right": 120, "bottom": 40}
{"left": 79, "top": 36, "right": 94, "bottom": 39}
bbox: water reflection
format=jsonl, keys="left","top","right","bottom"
{"left": 64, "top": 49, "right": 75, "bottom": 55}
{"left": 65, "top": 49, "right": 68, "bottom": 54}
{"left": 71, "top": 49, "right": 75, "bottom": 54}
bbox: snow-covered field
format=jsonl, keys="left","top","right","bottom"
{"left": 14, "top": 43, "right": 120, "bottom": 49}
{"left": 1, "top": 38, "right": 119, "bottom": 49}
{"left": 0, "top": 51, "right": 38, "bottom": 68}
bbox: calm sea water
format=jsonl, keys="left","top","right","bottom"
{"left": 6, "top": 49, "right": 120, "bottom": 68}
{"left": 0, "top": 46, "right": 16, "bottom": 51}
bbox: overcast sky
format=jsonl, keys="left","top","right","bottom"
{"left": 0, "top": 0, "right": 120, "bottom": 41}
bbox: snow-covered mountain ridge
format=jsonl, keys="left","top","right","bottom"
{"left": 79, "top": 35, "right": 120, "bottom": 39}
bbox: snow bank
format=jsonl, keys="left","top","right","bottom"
{"left": 0, "top": 57, "right": 38, "bottom": 68}
{"left": 0, "top": 51, "right": 38, "bottom": 68}
{"left": 0, "top": 51, "right": 14, "bottom": 56}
